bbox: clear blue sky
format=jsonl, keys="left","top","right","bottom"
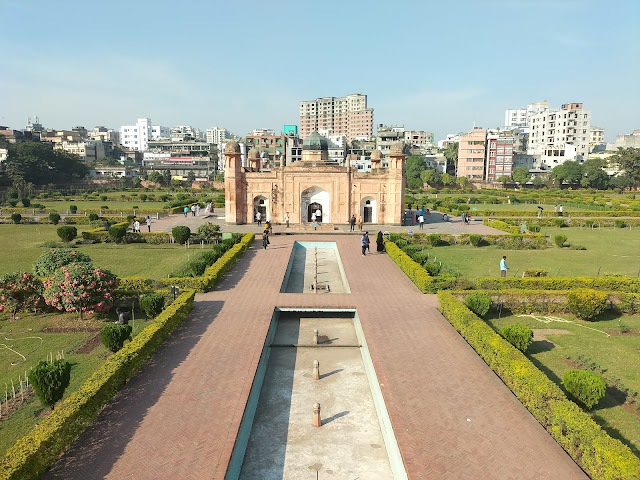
{"left": 1, "top": 0, "right": 638, "bottom": 142}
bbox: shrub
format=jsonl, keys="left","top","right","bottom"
{"left": 140, "top": 293, "right": 165, "bottom": 317}
{"left": 43, "top": 263, "right": 118, "bottom": 320}
{"left": 528, "top": 224, "right": 541, "bottom": 233}
{"left": 499, "top": 324, "right": 534, "bottom": 352}
{"left": 469, "top": 234, "right": 483, "bottom": 247}
{"left": 56, "top": 226, "right": 77, "bottom": 243}
{"left": 554, "top": 234, "right": 567, "bottom": 247}
{"left": 100, "top": 323, "right": 133, "bottom": 353}
{"left": 411, "top": 250, "right": 430, "bottom": 265}
{"left": 196, "top": 222, "right": 221, "bottom": 241}
{"left": 464, "top": 292, "right": 493, "bottom": 317}
{"left": 88, "top": 213, "right": 99, "bottom": 221}
{"left": 563, "top": 369, "right": 606, "bottom": 409}
{"left": 33, "top": 249, "right": 92, "bottom": 276}
{"left": 69, "top": 205, "right": 77, "bottom": 213}
{"left": 553, "top": 219, "right": 567, "bottom": 227}
{"left": 423, "top": 261, "right": 441, "bottom": 276}
{"left": 428, "top": 234, "right": 440, "bottom": 247}
{"left": 614, "top": 219, "right": 626, "bottom": 228}
{"left": 100, "top": 195, "right": 108, "bottom": 201}
{"left": 21, "top": 197, "right": 31, "bottom": 207}
{"left": 523, "top": 269, "right": 548, "bottom": 277}
{"left": 8, "top": 199, "right": 18, "bottom": 207}
{"left": 139, "top": 194, "right": 147, "bottom": 202}
{"left": 172, "top": 226, "right": 191, "bottom": 245}
{"left": 28, "top": 360, "right": 71, "bottom": 409}
{"left": 108, "top": 225, "right": 127, "bottom": 244}
{"left": 10, "top": 213, "right": 22, "bottom": 224}
{"left": 48, "top": 213, "right": 61, "bottom": 225}
{"left": 0, "top": 272, "right": 43, "bottom": 319}
{"left": 567, "top": 288, "right": 608, "bottom": 320}
{"left": 189, "top": 258, "right": 208, "bottom": 276}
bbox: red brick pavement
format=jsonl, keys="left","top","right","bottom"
{"left": 46, "top": 235, "right": 587, "bottom": 479}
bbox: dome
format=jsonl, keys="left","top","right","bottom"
{"left": 226, "top": 141, "right": 240, "bottom": 154}
{"left": 302, "top": 132, "right": 328, "bottom": 151}
{"left": 390, "top": 142, "right": 405, "bottom": 155}
{"left": 370, "top": 149, "right": 382, "bottom": 161}
{"left": 248, "top": 148, "right": 259, "bottom": 159}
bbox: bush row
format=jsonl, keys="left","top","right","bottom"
{"left": 470, "top": 209, "right": 636, "bottom": 217}
{"left": 81, "top": 224, "right": 170, "bottom": 244}
{"left": 489, "top": 217, "right": 640, "bottom": 228}
{"left": 391, "top": 232, "right": 548, "bottom": 250}
{"left": 476, "top": 276, "right": 640, "bottom": 292}
{"left": 0, "top": 289, "right": 196, "bottom": 480}
{"left": 437, "top": 291, "right": 640, "bottom": 480}
{"left": 159, "top": 233, "right": 255, "bottom": 292}
{"left": 483, "top": 219, "right": 521, "bottom": 234}
{"left": 117, "top": 277, "right": 154, "bottom": 292}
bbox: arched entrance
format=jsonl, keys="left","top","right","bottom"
{"left": 308, "top": 202, "right": 323, "bottom": 223}
{"left": 301, "top": 186, "right": 329, "bottom": 223}
{"left": 253, "top": 196, "right": 268, "bottom": 222}
{"left": 361, "top": 196, "right": 377, "bottom": 223}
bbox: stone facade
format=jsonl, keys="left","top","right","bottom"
{"left": 225, "top": 136, "right": 405, "bottom": 225}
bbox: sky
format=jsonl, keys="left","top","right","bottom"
{"left": 1, "top": 0, "right": 638, "bottom": 142}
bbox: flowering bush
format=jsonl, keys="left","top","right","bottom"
{"left": 196, "top": 222, "right": 221, "bottom": 241}
{"left": 33, "top": 249, "right": 93, "bottom": 277}
{"left": 43, "top": 263, "right": 118, "bottom": 320}
{"left": 0, "top": 272, "right": 44, "bottom": 319}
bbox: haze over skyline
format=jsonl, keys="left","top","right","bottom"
{"left": 1, "top": 0, "right": 638, "bottom": 142}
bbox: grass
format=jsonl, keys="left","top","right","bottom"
{"left": 484, "top": 312, "right": 640, "bottom": 456}
{"left": 425, "top": 227, "right": 640, "bottom": 278}
{"left": 0, "top": 224, "right": 207, "bottom": 279}
{"left": 0, "top": 310, "right": 154, "bottom": 456}
{"left": 24, "top": 199, "right": 169, "bottom": 213}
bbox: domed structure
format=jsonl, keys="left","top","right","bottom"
{"left": 390, "top": 142, "right": 405, "bottom": 156}
{"left": 302, "top": 132, "right": 329, "bottom": 151}
{"left": 248, "top": 148, "right": 259, "bottom": 159}
{"left": 226, "top": 141, "right": 240, "bottom": 154}
{"left": 370, "top": 149, "right": 383, "bottom": 161}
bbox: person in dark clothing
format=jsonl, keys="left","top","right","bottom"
{"left": 376, "top": 231, "right": 384, "bottom": 252}
{"left": 262, "top": 230, "right": 269, "bottom": 249}
{"left": 350, "top": 214, "right": 356, "bottom": 231}
{"left": 116, "top": 308, "right": 130, "bottom": 325}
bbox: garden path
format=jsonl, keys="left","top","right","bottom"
{"left": 46, "top": 235, "right": 586, "bottom": 479}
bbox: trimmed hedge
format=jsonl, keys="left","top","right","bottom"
{"left": 563, "top": 369, "right": 606, "bottom": 410}
{"left": 437, "top": 291, "right": 640, "bottom": 480}
{"left": 475, "top": 276, "right": 640, "bottom": 293}
{"left": 117, "top": 277, "right": 154, "bottom": 291}
{"left": 0, "top": 289, "right": 195, "bottom": 480}
{"left": 483, "top": 219, "right": 521, "bottom": 234}
{"left": 159, "top": 233, "right": 255, "bottom": 292}
{"left": 81, "top": 222, "right": 129, "bottom": 242}
{"left": 473, "top": 209, "right": 635, "bottom": 217}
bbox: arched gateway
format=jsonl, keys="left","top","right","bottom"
{"left": 301, "top": 186, "right": 329, "bottom": 223}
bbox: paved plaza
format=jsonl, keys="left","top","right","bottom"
{"left": 46, "top": 234, "right": 587, "bottom": 479}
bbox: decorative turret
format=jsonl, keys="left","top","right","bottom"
{"left": 224, "top": 141, "right": 246, "bottom": 224}
{"left": 248, "top": 148, "right": 260, "bottom": 170}
{"left": 370, "top": 149, "right": 382, "bottom": 169}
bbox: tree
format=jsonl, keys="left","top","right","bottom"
{"left": 33, "top": 249, "right": 93, "bottom": 276}
{"left": 0, "top": 272, "right": 43, "bottom": 319}
{"left": 29, "top": 359, "right": 71, "bottom": 409}
{"left": 172, "top": 226, "right": 191, "bottom": 244}
{"left": 552, "top": 161, "right": 583, "bottom": 184}
{"left": 456, "top": 176, "right": 469, "bottom": 187}
{"left": 512, "top": 166, "right": 531, "bottom": 184}
{"left": 609, "top": 147, "right": 640, "bottom": 185}
{"left": 187, "top": 171, "right": 196, "bottom": 184}
{"left": 162, "top": 169, "right": 172, "bottom": 186}
{"left": 420, "top": 169, "right": 441, "bottom": 186}
{"left": 497, "top": 175, "right": 510, "bottom": 185}
{"left": 57, "top": 226, "right": 77, "bottom": 243}
{"left": 147, "top": 171, "right": 163, "bottom": 184}
{"left": 43, "top": 263, "right": 118, "bottom": 320}
{"left": 405, "top": 156, "right": 427, "bottom": 185}
{"left": 441, "top": 172, "right": 454, "bottom": 186}
{"left": 532, "top": 175, "right": 544, "bottom": 187}
{"left": 4, "top": 142, "right": 87, "bottom": 184}
{"left": 443, "top": 142, "right": 459, "bottom": 170}
{"left": 215, "top": 172, "right": 225, "bottom": 182}
{"left": 610, "top": 173, "right": 635, "bottom": 189}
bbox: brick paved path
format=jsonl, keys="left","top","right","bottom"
{"left": 46, "top": 235, "right": 586, "bottom": 479}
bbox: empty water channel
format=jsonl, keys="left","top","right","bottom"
{"left": 226, "top": 242, "right": 406, "bottom": 479}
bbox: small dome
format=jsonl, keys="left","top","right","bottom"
{"left": 303, "top": 132, "right": 328, "bottom": 151}
{"left": 390, "top": 142, "right": 405, "bottom": 155}
{"left": 248, "top": 148, "right": 259, "bottom": 159}
{"left": 370, "top": 149, "right": 382, "bottom": 161}
{"left": 225, "top": 141, "right": 240, "bottom": 154}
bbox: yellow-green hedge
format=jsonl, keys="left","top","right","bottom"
{"left": 437, "top": 291, "right": 640, "bottom": 480}
{"left": 474, "top": 210, "right": 634, "bottom": 217}
{"left": 117, "top": 277, "right": 154, "bottom": 291}
{"left": 483, "top": 218, "right": 522, "bottom": 234}
{"left": 0, "top": 289, "right": 196, "bottom": 480}
{"left": 385, "top": 241, "right": 457, "bottom": 292}
{"left": 476, "top": 276, "right": 640, "bottom": 293}
{"left": 159, "top": 233, "right": 255, "bottom": 292}
{"left": 81, "top": 222, "right": 129, "bottom": 241}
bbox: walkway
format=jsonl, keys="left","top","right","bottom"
{"left": 46, "top": 235, "right": 586, "bottom": 479}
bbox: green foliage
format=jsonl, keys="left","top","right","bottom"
{"left": 476, "top": 276, "right": 640, "bottom": 292}
{"left": 10, "top": 213, "right": 22, "bottom": 224}
{"left": 189, "top": 258, "right": 208, "bottom": 276}
{"left": 464, "top": 292, "right": 493, "bottom": 317}
{"left": 4, "top": 142, "right": 87, "bottom": 184}
{"left": 100, "top": 323, "right": 133, "bottom": 353}
{"left": 484, "top": 219, "right": 520, "bottom": 235}
{"left": 423, "top": 261, "right": 441, "bottom": 276}
{"left": 33, "top": 249, "right": 92, "bottom": 276}
{"left": 428, "top": 234, "right": 440, "bottom": 247}
{"left": 405, "top": 156, "right": 427, "bottom": 185}
{"left": 28, "top": 360, "right": 71, "bottom": 409}
{"left": 528, "top": 224, "right": 541, "bottom": 233}
{"left": 69, "top": 205, "right": 77, "bottom": 213}
{"left": 563, "top": 369, "right": 606, "bottom": 409}
{"left": 499, "top": 324, "right": 533, "bottom": 352}
{"left": 420, "top": 169, "right": 441, "bottom": 186}
{"left": 512, "top": 166, "right": 530, "bottom": 184}
{"left": 497, "top": 175, "right": 510, "bottom": 185}
{"left": 469, "top": 234, "right": 483, "bottom": 247}
{"left": 552, "top": 160, "right": 584, "bottom": 184}
{"left": 523, "top": 269, "right": 548, "bottom": 277}
{"left": 215, "top": 172, "right": 225, "bottom": 182}
{"left": 48, "top": 213, "right": 61, "bottom": 225}
{"left": 440, "top": 173, "right": 454, "bottom": 186}
{"left": 108, "top": 225, "right": 127, "bottom": 244}
{"left": 171, "top": 226, "right": 191, "bottom": 245}
{"left": 554, "top": 234, "right": 567, "bottom": 247}
{"left": 139, "top": 194, "right": 147, "bottom": 202}
{"left": 609, "top": 147, "right": 640, "bottom": 185}
{"left": 56, "top": 226, "right": 77, "bottom": 243}
{"left": 614, "top": 219, "right": 626, "bottom": 228}
{"left": 88, "top": 213, "right": 99, "bottom": 222}
{"left": 0, "top": 272, "right": 43, "bottom": 318}
{"left": 140, "top": 293, "right": 165, "bottom": 317}
{"left": 567, "top": 288, "right": 608, "bottom": 320}
{"left": 554, "top": 218, "right": 568, "bottom": 227}
{"left": 195, "top": 222, "right": 220, "bottom": 241}
{"left": 21, "top": 198, "right": 31, "bottom": 207}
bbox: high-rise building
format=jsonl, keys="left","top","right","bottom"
{"left": 504, "top": 102, "right": 549, "bottom": 131}
{"left": 206, "top": 127, "right": 229, "bottom": 145}
{"left": 120, "top": 118, "right": 169, "bottom": 151}
{"left": 457, "top": 127, "right": 487, "bottom": 180}
{"left": 485, "top": 134, "right": 514, "bottom": 182}
{"left": 299, "top": 93, "right": 373, "bottom": 141}
{"left": 528, "top": 102, "right": 591, "bottom": 170}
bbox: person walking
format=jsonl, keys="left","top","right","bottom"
{"left": 146, "top": 216, "right": 152, "bottom": 232}
{"left": 262, "top": 230, "right": 269, "bottom": 249}
{"left": 418, "top": 214, "right": 424, "bottom": 229}
{"left": 365, "top": 231, "right": 371, "bottom": 253}
{"left": 196, "top": 204, "right": 201, "bottom": 216}
{"left": 285, "top": 212, "right": 290, "bottom": 228}
{"left": 311, "top": 211, "right": 316, "bottom": 224}
{"left": 256, "top": 211, "right": 262, "bottom": 226}
{"left": 358, "top": 215, "right": 363, "bottom": 231}
{"left": 361, "top": 233, "right": 367, "bottom": 256}
{"left": 500, "top": 255, "right": 509, "bottom": 277}
{"left": 133, "top": 219, "right": 140, "bottom": 233}
{"left": 376, "top": 231, "right": 384, "bottom": 252}
{"left": 537, "top": 205, "right": 543, "bottom": 218}
{"left": 184, "top": 206, "right": 189, "bottom": 217}
{"left": 559, "top": 204, "right": 563, "bottom": 217}
{"left": 191, "top": 204, "right": 196, "bottom": 217}
{"left": 554, "top": 205, "right": 558, "bottom": 217}
{"left": 315, "top": 208, "right": 322, "bottom": 223}
{"left": 350, "top": 214, "right": 356, "bottom": 231}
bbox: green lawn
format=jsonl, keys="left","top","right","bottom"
{"left": 0, "top": 224, "right": 204, "bottom": 279}
{"left": 28, "top": 199, "right": 169, "bottom": 213}
{"left": 485, "top": 312, "right": 640, "bottom": 456}
{"left": 428, "top": 227, "right": 640, "bottom": 278}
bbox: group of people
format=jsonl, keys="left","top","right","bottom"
{"left": 460, "top": 212, "right": 472, "bottom": 225}
{"left": 131, "top": 216, "right": 152, "bottom": 232}
{"left": 349, "top": 214, "right": 364, "bottom": 231}
{"left": 554, "top": 204, "right": 564, "bottom": 217}
{"left": 183, "top": 203, "right": 215, "bottom": 218}
{"left": 361, "top": 231, "right": 385, "bottom": 256}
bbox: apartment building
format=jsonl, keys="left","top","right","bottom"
{"left": 504, "top": 102, "right": 549, "bottom": 131}
{"left": 120, "top": 119, "right": 170, "bottom": 151}
{"left": 589, "top": 127, "right": 605, "bottom": 147}
{"left": 376, "top": 125, "right": 405, "bottom": 156}
{"left": 245, "top": 133, "right": 285, "bottom": 167}
{"left": 528, "top": 103, "right": 591, "bottom": 170}
{"left": 171, "top": 126, "right": 204, "bottom": 141}
{"left": 485, "top": 134, "right": 514, "bottom": 182}
{"left": 404, "top": 130, "right": 434, "bottom": 147}
{"left": 206, "top": 127, "right": 229, "bottom": 145}
{"left": 457, "top": 127, "right": 487, "bottom": 180}
{"left": 299, "top": 93, "right": 373, "bottom": 141}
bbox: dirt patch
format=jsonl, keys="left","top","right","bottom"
{"left": 605, "top": 328, "right": 640, "bottom": 337}
{"left": 0, "top": 387, "right": 35, "bottom": 423}
{"left": 532, "top": 329, "right": 573, "bottom": 342}
{"left": 561, "top": 357, "right": 582, "bottom": 369}
{"left": 73, "top": 333, "right": 102, "bottom": 354}
{"left": 622, "top": 403, "right": 640, "bottom": 421}
{"left": 42, "top": 326, "right": 101, "bottom": 333}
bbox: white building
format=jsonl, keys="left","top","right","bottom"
{"left": 249, "top": 128, "right": 276, "bottom": 136}
{"left": 170, "top": 125, "right": 204, "bottom": 141}
{"left": 206, "top": 127, "right": 229, "bottom": 145}
{"left": 120, "top": 118, "right": 170, "bottom": 151}
{"left": 528, "top": 102, "right": 591, "bottom": 170}
{"left": 437, "top": 134, "right": 460, "bottom": 149}
{"left": 504, "top": 102, "right": 549, "bottom": 131}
